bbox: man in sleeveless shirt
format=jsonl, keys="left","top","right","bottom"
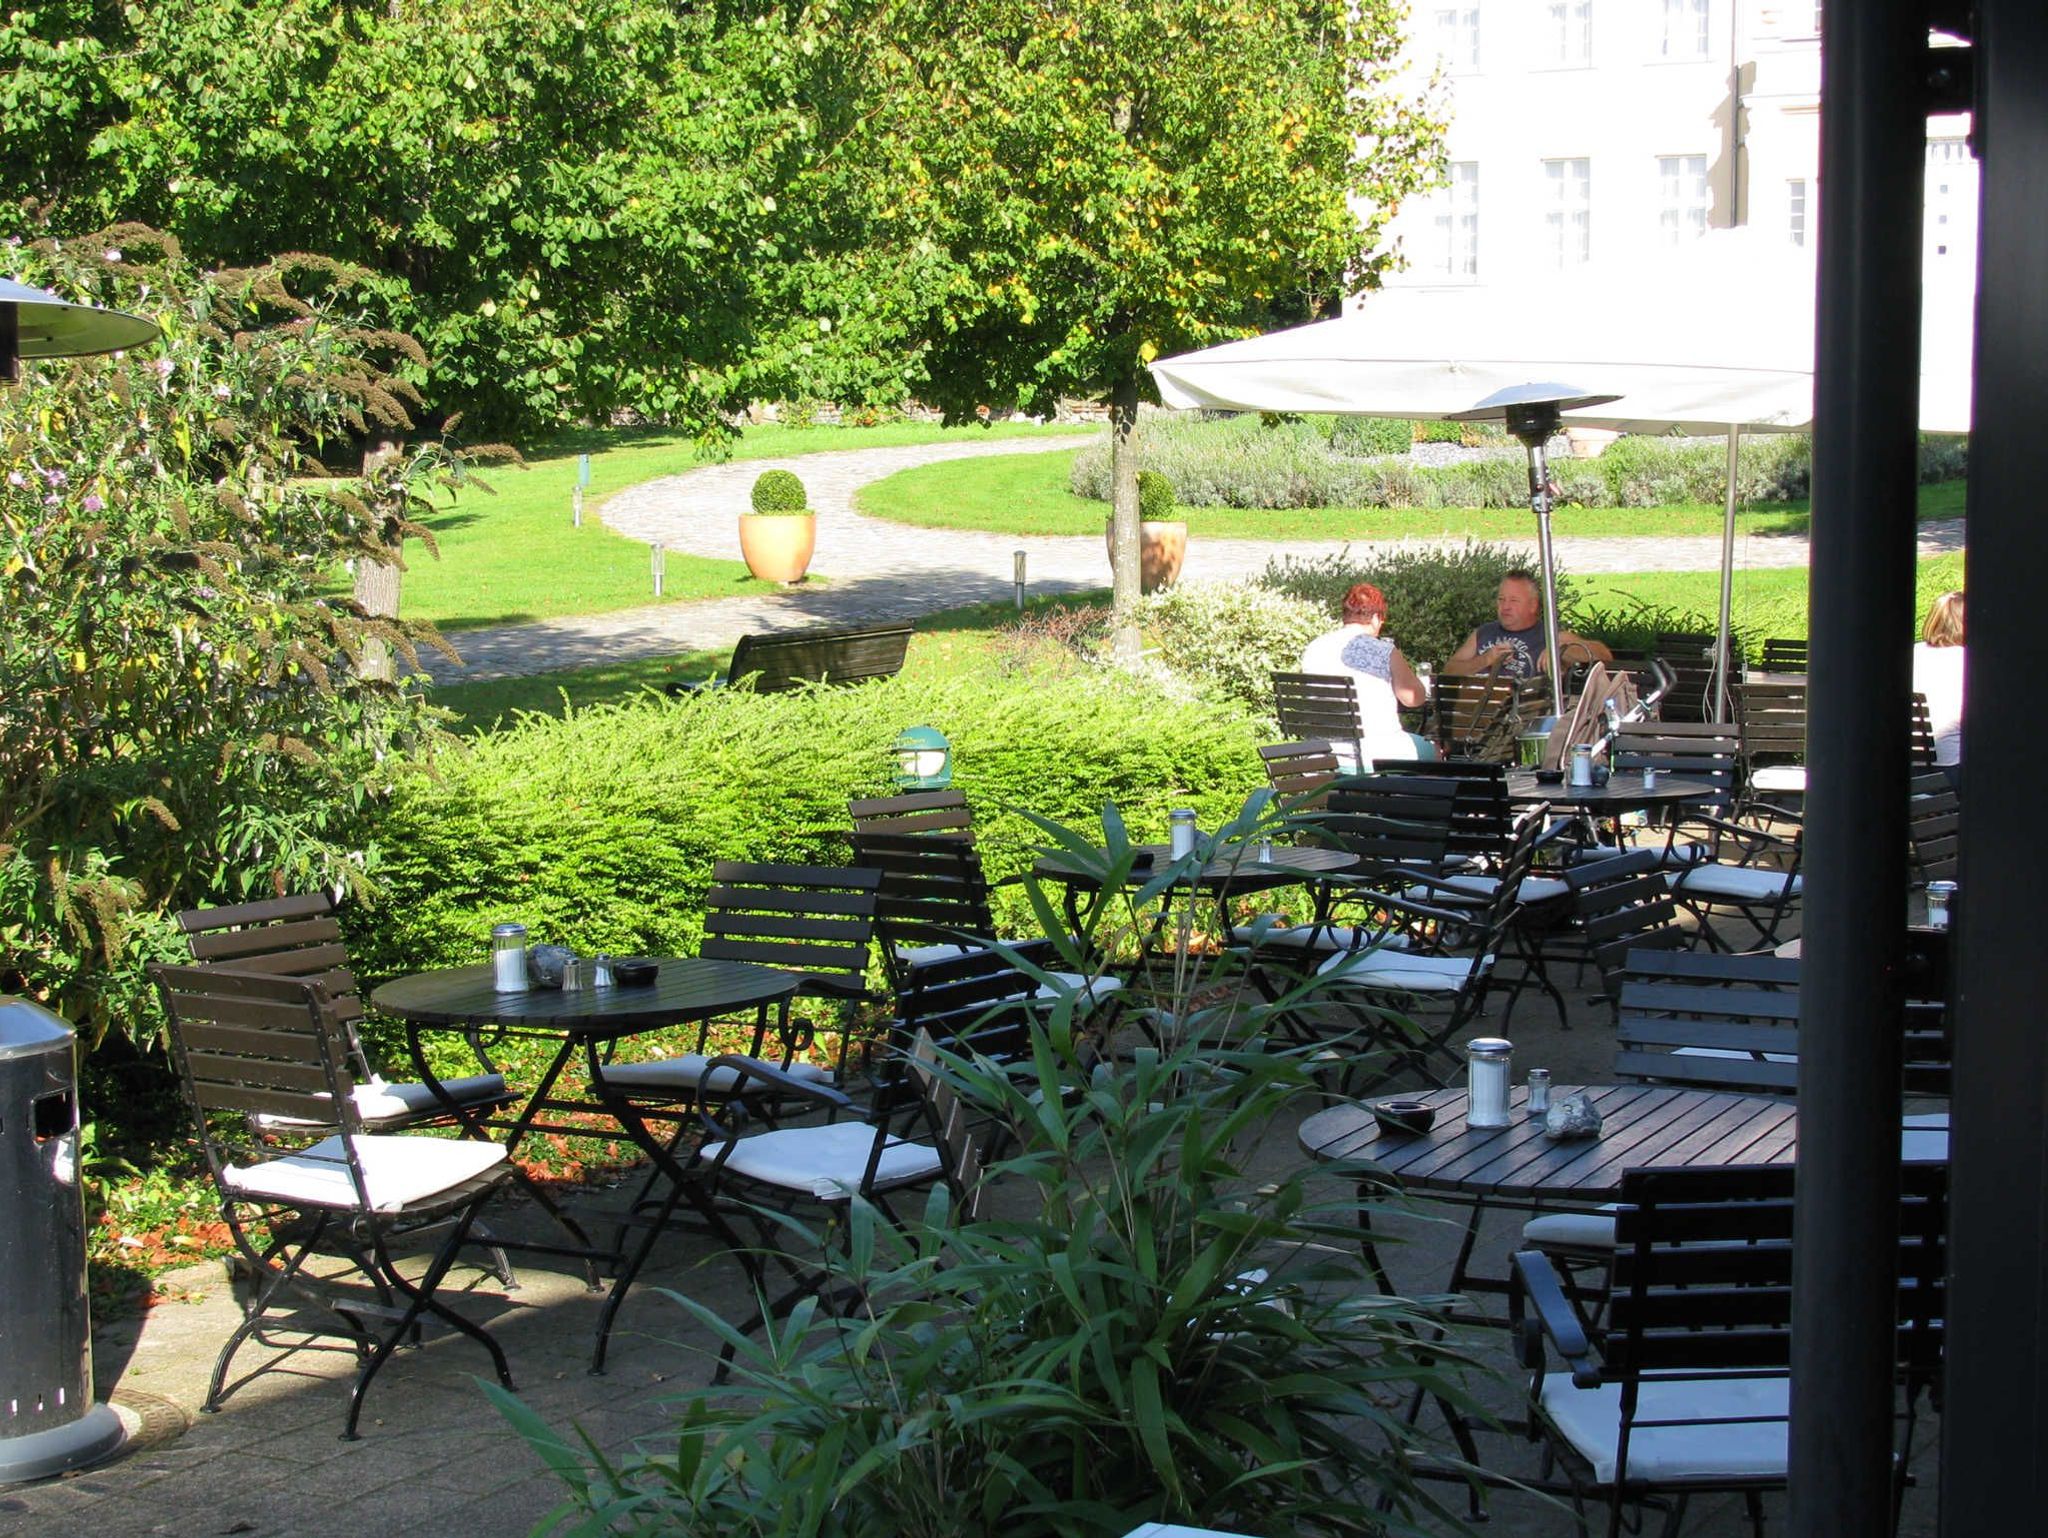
{"left": 1441, "top": 569, "right": 1611, "bottom": 680}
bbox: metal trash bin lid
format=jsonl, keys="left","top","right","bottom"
{"left": 0, "top": 997, "right": 76, "bottom": 1061}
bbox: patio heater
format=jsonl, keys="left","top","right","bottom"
{"left": 1, "top": 277, "right": 159, "bottom": 383}
{"left": 1451, "top": 384, "right": 1618, "bottom": 720}
{"left": 0, "top": 274, "right": 157, "bottom": 1485}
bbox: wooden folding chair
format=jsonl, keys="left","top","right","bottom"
{"left": 149, "top": 963, "right": 514, "bottom": 1439}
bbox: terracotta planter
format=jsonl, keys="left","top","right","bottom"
{"left": 1104, "top": 518, "right": 1188, "bottom": 594}
{"left": 738, "top": 512, "right": 816, "bottom": 583}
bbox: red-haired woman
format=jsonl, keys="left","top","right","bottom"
{"left": 1298, "top": 582, "right": 1435, "bottom": 768}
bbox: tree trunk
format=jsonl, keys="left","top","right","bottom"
{"left": 354, "top": 439, "right": 402, "bottom": 683}
{"left": 1107, "top": 374, "right": 1143, "bottom": 664}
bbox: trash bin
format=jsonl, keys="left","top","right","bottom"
{"left": 0, "top": 997, "right": 124, "bottom": 1484}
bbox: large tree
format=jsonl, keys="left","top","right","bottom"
{"left": 841, "top": 0, "right": 1446, "bottom": 652}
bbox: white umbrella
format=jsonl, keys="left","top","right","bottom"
{"left": 1, "top": 277, "right": 160, "bottom": 380}
{"left": 1151, "top": 228, "right": 1974, "bottom": 711}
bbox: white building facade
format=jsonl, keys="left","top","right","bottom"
{"left": 1371, "top": 3, "right": 1975, "bottom": 296}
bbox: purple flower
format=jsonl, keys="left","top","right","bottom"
{"left": 6, "top": 470, "right": 23, "bottom": 488}
{"left": 154, "top": 358, "right": 174, "bottom": 380}
{"left": 43, "top": 468, "right": 68, "bottom": 487}
{"left": 82, "top": 494, "right": 105, "bottom": 513}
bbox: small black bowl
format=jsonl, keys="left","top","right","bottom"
{"left": 1370, "top": 1098, "right": 1437, "bottom": 1136}
{"left": 610, "top": 958, "right": 660, "bottom": 987}
{"left": 1534, "top": 768, "right": 1565, "bottom": 786}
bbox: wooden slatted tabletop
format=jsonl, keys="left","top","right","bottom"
{"left": 1298, "top": 1083, "right": 1799, "bottom": 1201}
{"left": 371, "top": 957, "right": 799, "bottom": 1044}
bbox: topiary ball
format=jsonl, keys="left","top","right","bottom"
{"left": 1136, "top": 469, "right": 1177, "bottom": 522}
{"left": 751, "top": 469, "right": 808, "bottom": 512}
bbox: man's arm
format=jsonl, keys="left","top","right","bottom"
{"left": 1547, "top": 631, "right": 1614, "bottom": 672}
{"left": 1438, "top": 628, "right": 1490, "bottom": 676}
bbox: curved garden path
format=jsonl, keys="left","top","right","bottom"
{"left": 428, "top": 436, "right": 1965, "bottom": 683}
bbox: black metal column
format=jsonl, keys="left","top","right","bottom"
{"left": 1792, "top": 5, "right": 1923, "bottom": 1534}
{"left": 1941, "top": 0, "right": 2048, "bottom": 1528}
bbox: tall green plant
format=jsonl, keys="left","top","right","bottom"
{"left": 493, "top": 796, "right": 1487, "bottom": 1537}
{"left": 0, "top": 227, "right": 486, "bottom": 1043}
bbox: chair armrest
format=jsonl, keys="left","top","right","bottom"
{"left": 1321, "top": 878, "right": 1470, "bottom": 929}
{"left": 702, "top": 1054, "right": 856, "bottom": 1114}
{"left": 1511, "top": 1249, "right": 1600, "bottom": 1388}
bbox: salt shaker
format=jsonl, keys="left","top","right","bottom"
{"left": 491, "top": 922, "right": 528, "bottom": 993}
{"left": 1254, "top": 834, "right": 1275, "bottom": 863}
{"left": 1570, "top": 743, "right": 1595, "bottom": 788}
{"left": 1643, "top": 765, "right": 1658, "bottom": 790}
{"left": 1526, "top": 1068, "right": 1552, "bottom": 1119}
{"left": 1169, "top": 808, "right": 1198, "bottom": 860}
{"left": 1925, "top": 880, "right": 1957, "bottom": 931}
{"left": 1466, "top": 1037, "right": 1513, "bottom": 1128}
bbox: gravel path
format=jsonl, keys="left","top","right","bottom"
{"left": 426, "top": 437, "right": 1966, "bottom": 683}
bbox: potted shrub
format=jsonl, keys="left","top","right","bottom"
{"left": 739, "top": 468, "right": 816, "bottom": 583}
{"left": 1104, "top": 468, "right": 1187, "bottom": 593}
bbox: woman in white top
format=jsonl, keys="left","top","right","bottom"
{"left": 1912, "top": 590, "right": 1965, "bottom": 792}
{"left": 1297, "top": 582, "right": 1434, "bottom": 768}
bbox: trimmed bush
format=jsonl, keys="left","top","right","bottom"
{"left": 1136, "top": 468, "right": 1177, "bottom": 521}
{"left": 1326, "top": 414, "right": 1411, "bottom": 457}
{"left": 750, "top": 468, "right": 808, "bottom": 511}
{"left": 1141, "top": 582, "right": 1329, "bottom": 716}
{"left": 344, "top": 672, "right": 1268, "bottom": 1002}
{"left": 1591, "top": 433, "right": 1810, "bottom": 506}
{"left": 1260, "top": 541, "right": 1569, "bottom": 669}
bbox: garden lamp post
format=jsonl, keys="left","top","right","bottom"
{"left": 892, "top": 726, "right": 953, "bottom": 790}
{"left": 1450, "top": 384, "right": 1620, "bottom": 720}
{"left": 1, "top": 277, "right": 159, "bottom": 384}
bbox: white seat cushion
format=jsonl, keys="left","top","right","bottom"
{"left": 1521, "top": 1205, "right": 1622, "bottom": 1250}
{"left": 1672, "top": 1046, "right": 1798, "bottom": 1064}
{"left": 1239, "top": 923, "right": 1399, "bottom": 955}
{"left": 1539, "top": 1371, "right": 1788, "bottom": 1484}
{"left": 223, "top": 1135, "right": 506, "bottom": 1214}
{"left": 1035, "top": 972, "right": 1123, "bottom": 1014}
{"left": 600, "top": 1054, "right": 833, "bottom": 1094}
{"left": 894, "top": 941, "right": 981, "bottom": 966}
{"left": 1405, "top": 874, "right": 1569, "bottom": 907}
{"left": 1669, "top": 865, "right": 1803, "bottom": 901}
{"left": 253, "top": 1073, "right": 510, "bottom": 1130}
{"left": 1750, "top": 765, "right": 1807, "bottom": 794}
{"left": 697, "top": 1122, "right": 942, "bottom": 1199}
{"left": 1316, "top": 948, "right": 1487, "bottom": 992}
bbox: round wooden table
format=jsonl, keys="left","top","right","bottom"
{"left": 1504, "top": 772, "right": 1722, "bottom": 816}
{"left": 1031, "top": 842, "right": 1356, "bottom": 893}
{"left": 1300, "top": 1082, "right": 1799, "bottom": 1203}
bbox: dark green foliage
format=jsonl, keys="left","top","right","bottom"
{"left": 0, "top": 227, "right": 471, "bottom": 1047}
{"left": 1563, "top": 596, "right": 1758, "bottom": 662}
{"left": 1326, "top": 414, "right": 1413, "bottom": 457}
{"left": 1136, "top": 468, "right": 1177, "bottom": 521}
{"left": 345, "top": 673, "right": 1269, "bottom": 995}
{"left": 1919, "top": 433, "right": 1968, "bottom": 484}
{"left": 750, "top": 468, "right": 809, "bottom": 512}
{"left": 491, "top": 799, "right": 1490, "bottom": 1537}
{"left": 1590, "top": 434, "right": 1810, "bottom": 507}
{"left": 1262, "top": 541, "right": 1567, "bottom": 669}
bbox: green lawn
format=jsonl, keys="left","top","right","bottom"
{"left": 388, "top": 420, "right": 1097, "bottom": 631}
{"left": 427, "top": 592, "right": 1113, "bottom": 733}
{"left": 1572, "top": 553, "right": 1966, "bottom": 643}
{"left": 855, "top": 448, "right": 1968, "bottom": 541}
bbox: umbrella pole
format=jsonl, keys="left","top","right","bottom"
{"left": 1714, "top": 426, "right": 1740, "bottom": 718}
{"left": 1525, "top": 435, "right": 1567, "bottom": 719}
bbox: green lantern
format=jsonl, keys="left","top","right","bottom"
{"left": 892, "top": 725, "right": 952, "bottom": 789}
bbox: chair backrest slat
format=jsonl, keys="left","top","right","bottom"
{"left": 698, "top": 863, "right": 878, "bottom": 989}
{"left": 1614, "top": 949, "right": 1802, "bottom": 1094}
{"left": 151, "top": 962, "right": 357, "bottom": 1127}
{"left": 1259, "top": 739, "right": 1340, "bottom": 807}
{"left": 1908, "top": 693, "right": 1939, "bottom": 768}
{"left": 1907, "top": 770, "right": 1960, "bottom": 883}
{"left": 1430, "top": 675, "right": 1521, "bottom": 761}
{"left": 1317, "top": 776, "right": 1458, "bottom": 869}
{"left": 1757, "top": 638, "right": 1808, "bottom": 674}
{"left": 1272, "top": 671, "right": 1365, "bottom": 751}
{"left": 847, "top": 790, "right": 975, "bottom": 839}
{"left": 1735, "top": 677, "right": 1809, "bottom": 771}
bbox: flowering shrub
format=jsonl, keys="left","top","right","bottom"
{"left": 1, "top": 226, "right": 497, "bottom": 1050}
{"left": 1141, "top": 581, "right": 1328, "bottom": 716}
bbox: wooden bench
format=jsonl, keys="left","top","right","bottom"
{"left": 673, "top": 621, "right": 913, "bottom": 694}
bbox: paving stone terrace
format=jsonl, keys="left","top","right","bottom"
{"left": 4, "top": 907, "right": 1944, "bottom": 1538}
{"left": 426, "top": 436, "right": 1967, "bottom": 684}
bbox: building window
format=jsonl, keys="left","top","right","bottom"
{"left": 1547, "top": 1, "right": 1592, "bottom": 66}
{"left": 1431, "top": 162, "right": 1481, "bottom": 278}
{"left": 1544, "top": 158, "right": 1592, "bottom": 266}
{"left": 1787, "top": 179, "right": 1807, "bottom": 247}
{"left": 1435, "top": 6, "right": 1481, "bottom": 71}
{"left": 1659, "top": 0, "right": 1709, "bottom": 59}
{"left": 1657, "top": 154, "right": 1709, "bottom": 242}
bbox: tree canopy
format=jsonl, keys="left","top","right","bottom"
{"left": 3, "top": 2, "right": 1443, "bottom": 449}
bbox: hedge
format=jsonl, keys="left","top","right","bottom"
{"left": 344, "top": 671, "right": 1269, "bottom": 993}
